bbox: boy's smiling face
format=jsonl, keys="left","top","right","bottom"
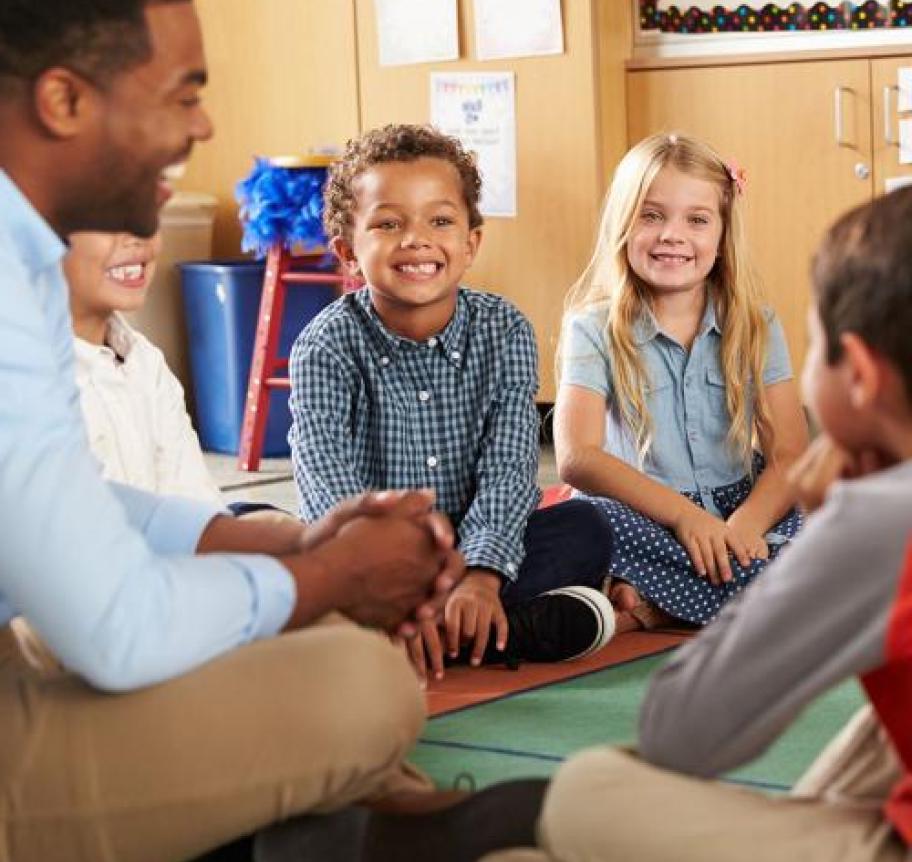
{"left": 332, "top": 156, "right": 481, "bottom": 340}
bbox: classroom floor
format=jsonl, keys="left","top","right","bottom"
{"left": 205, "top": 447, "right": 865, "bottom": 794}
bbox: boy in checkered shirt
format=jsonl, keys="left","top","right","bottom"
{"left": 288, "top": 124, "right": 615, "bottom": 680}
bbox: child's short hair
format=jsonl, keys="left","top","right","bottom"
{"left": 813, "top": 187, "right": 912, "bottom": 399}
{"left": 323, "top": 123, "right": 483, "bottom": 242}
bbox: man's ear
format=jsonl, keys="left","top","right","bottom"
{"left": 32, "top": 68, "right": 95, "bottom": 139}
{"left": 841, "top": 332, "right": 882, "bottom": 410}
{"left": 330, "top": 235, "right": 360, "bottom": 275}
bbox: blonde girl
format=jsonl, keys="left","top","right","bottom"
{"left": 555, "top": 133, "right": 809, "bottom": 630}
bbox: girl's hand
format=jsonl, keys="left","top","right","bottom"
{"left": 725, "top": 510, "right": 769, "bottom": 561}
{"left": 444, "top": 569, "right": 508, "bottom": 668}
{"left": 672, "top": 501, "right": 751, "bottom": 585}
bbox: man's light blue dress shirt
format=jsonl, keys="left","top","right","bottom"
{"left": 0, "top": 171, "right": 294, "bottom": 690}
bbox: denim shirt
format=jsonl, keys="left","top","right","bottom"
{"left": 561, "top": 299, "right": 793, "bottom": 516}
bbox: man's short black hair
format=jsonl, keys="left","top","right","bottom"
{"left": 812, "top": 186, "right": 912, "bottom": 400}
{"left": 0, "top": 0, "right": 186, "bottom": 91}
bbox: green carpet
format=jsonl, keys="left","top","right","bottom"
{"left": 411, "top": 651, "right": 866, "bottom": 792}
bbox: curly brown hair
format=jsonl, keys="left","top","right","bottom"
{"left": 323, "top": 123, "right": 484, "bottom": 242}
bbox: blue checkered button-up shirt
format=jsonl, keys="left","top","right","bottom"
{"left": 288, "top": 287, "right": 542, "bottom": 580}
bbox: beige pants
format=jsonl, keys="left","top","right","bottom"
{"left": 484, "top": 705, "right": 907, "bottom": 862}
{"left": 0, "top": 621, "right": 428, "bottom": 862}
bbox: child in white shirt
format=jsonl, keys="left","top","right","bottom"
{"left": 66, "top": 231, "right": 224, "bottom": 506}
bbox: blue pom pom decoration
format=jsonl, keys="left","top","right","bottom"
{"left": 235, "top": 158, "right": 329, "bottom": 258}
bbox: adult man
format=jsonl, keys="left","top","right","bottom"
{"left": 0, "top": 2, "right": 486, "bottom": 859}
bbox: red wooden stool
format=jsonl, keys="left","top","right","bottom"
{"left": 237, "top": 245, "right": 357, "bottom": 471}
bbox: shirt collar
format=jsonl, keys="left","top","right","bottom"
{"left": 73, "top": 314, "right": 137, "bottom": 364}
{"left": 352, "top": 286, "right": 469, "bottom": 368}
{"left": 0, "top": 170, "right": 67, "bottom": 276}
{"left": 632, "top": 293, "right": 722, "bottom": 345}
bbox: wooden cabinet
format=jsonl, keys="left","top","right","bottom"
{"left": 627, "top": 54, "right": 911, "bottom": 371}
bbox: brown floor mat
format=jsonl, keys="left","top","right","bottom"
{"left": 426, "top": 629, "right": 693, "bottom": 717}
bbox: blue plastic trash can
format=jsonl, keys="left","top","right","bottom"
{"left": 180, "top": 259, "right": 337, "bottom": 456}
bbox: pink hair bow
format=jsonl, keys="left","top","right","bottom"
{"left": 725, "top": 159, "right": 747, "bottom": 196}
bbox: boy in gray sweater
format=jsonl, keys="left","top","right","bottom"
{"left": 486, "top": 188, "right": 912, "bottom": 861}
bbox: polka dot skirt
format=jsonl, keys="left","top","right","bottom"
{"left": 580, "top": 465, "right": 803, "bottom": 625}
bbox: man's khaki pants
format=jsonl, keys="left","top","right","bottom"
{"left": 484, "top": 705, "right": 908, "bottom": 862}
{"left": 0, "top": 621, "right": 428, "bottom": 862}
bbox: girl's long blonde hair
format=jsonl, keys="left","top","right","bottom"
{"left": 562, "top": 132, "right": 772, "bottom": 467}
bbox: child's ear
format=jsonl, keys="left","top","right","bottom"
{"left": 841, "top": 332, "right": 881, "bottom": 410}
{"left": 330, "top": 236, "right": 360, "bottom": 276}
{"left": 464, "top": 227, "right": 482, "bottom": 268}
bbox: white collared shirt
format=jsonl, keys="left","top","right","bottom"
{"left": 74, "top": 314, "right": 223, "bottom": 508}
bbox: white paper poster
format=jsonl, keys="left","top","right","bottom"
{"left": 374, "top": 0, "right": 459, "bottom": 67}
{"left": 473, "top": 0, "right": 563, "bottom": 61}
{"left": 431, "top": 72, "right": 517, "bottom": 218}
{"left": 885, "top": 175, "right": 912, "bottom": 194}
{"left": 899, "top": 118, "right": 912, "bottom": 165}
{"left": 898, "top": 67, "right": 912, "bottom": 113}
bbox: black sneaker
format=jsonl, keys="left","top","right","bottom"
{"left": 499, "top": 585, "right": 615, "bottom": 664}
{"left": 251, "top": 779, "right": 548, "bottom": 862}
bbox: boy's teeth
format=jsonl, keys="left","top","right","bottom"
{"left": 108, "top": 264, "right": 144, "bottom": 282}
{"left": 399, "top": 263, "right": 438, "bottom": 274}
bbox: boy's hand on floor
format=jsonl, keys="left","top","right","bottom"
{"left": 444, "top": 570, "right": 508, "bottom": 668}
{"left": 397, "top": 618, "right": 447, "bottom": 684}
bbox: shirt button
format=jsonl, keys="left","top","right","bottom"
{"left": 427, "top": 337, "right": 438, "bottom": 347}
{"left": 380, "top": 356, "right": 390, "bottom": 367}
{"left": 451, "top": 350, "right": 461, "bottom": 362}
{"left": 426, "top": 455, "right": 438, "bottom": 468}
{"left": 418, "top": 390, "right": 430, "bottom": 402}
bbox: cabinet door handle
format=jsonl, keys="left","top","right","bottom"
{"left": 834, "top": 85, "right": 851, "bottom": 148}
{"left": 884, "top": 84, "right": 899, "bottom": 146}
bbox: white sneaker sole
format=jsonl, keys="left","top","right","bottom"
{"left": 542, "top": 585, "right": 616, "bottom": 661}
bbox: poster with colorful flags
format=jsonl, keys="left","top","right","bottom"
{"left": 431, "top": 72, "right": 517, "bottom": 218}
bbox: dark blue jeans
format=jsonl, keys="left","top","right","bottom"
{"left": 499, "top": 499, "right": 614, "bottom": 608}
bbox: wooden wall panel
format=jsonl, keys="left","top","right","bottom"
{"left": 181, "top": 0, "right": 361, "bottom": 257}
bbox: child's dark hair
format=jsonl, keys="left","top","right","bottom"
{"left": 323, "top": 123, "right": 484, "bottom": 242}
{"left": 0, "top": 0, "right": 186, "bottom": 93}
{"left": 812, "top": 187, "right": 912, "bottom": 399}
